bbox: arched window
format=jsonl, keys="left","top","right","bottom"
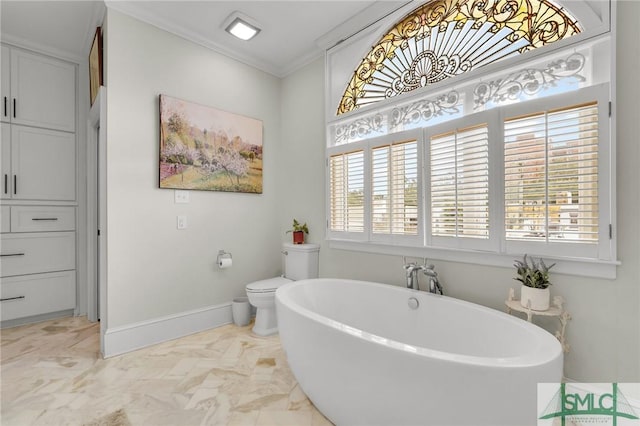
{"left": 325, "top": 0, "right": 615, "bottom": 277}
{"left": 337, "top": 0, "right": 581, "bottom": 115}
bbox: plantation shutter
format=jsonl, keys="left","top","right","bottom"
{"left": 504, "top": 102, "right": 599, "bottom": 243}
{"left": 371, "top": 140, "right": 418, "bottom": 235}
{"left": 430, "top": 124, "right": 490, "bottom": 239}
{"left": 329, "top": 151, "right": 365, "bottom": 232}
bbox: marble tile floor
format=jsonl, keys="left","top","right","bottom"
{"left": 0, "top": 316, "right": 333, "bottom": 426}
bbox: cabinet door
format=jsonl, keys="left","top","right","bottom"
{"left": 1, "top": 206, "right": 9, "bottom": 233}
{"left": 12, "top": 125, "right": 75, "bottom": 201}
{"left": 10, "top": 49, "right": 75, "bottom": 132}
{"left": 0, "top": 122, "right": 10, "bottom": 199}
{"left": 1, "top": 46, "right": 9, "bottom": 123}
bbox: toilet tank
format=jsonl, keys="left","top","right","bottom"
{"left": 283, "top": 243, "right": 320, "bottom": 281}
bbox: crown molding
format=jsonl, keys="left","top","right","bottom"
{"left": 105, "top": 0, "right": 285, "bottom": 77}
{"left": 80, "top": 1, "right": 107, "bottom": 58}
{"left": 103, "top": 1, "right": 407, "bottom": 79}
{"left": 315, "top": 0, "right": 411, "bottom": 51}
{"left": 0, "top": 33, "right": 83, "bottom": 64}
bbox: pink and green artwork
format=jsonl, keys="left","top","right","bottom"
{"left": 159, "top": 95, "right": 263, "bottom": 193}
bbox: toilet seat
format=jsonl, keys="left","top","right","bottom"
{"left": 246, "top": 276, "right": 292, "bottom": 293}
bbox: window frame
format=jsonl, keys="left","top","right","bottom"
{"left": 425, "top": 110, "right": 501, "bottom": 252}
{"left": 327, "top": 129, "right": 424, "bottom": 246}
{"left": 327, "top": 139, "right": 369, "bottom": 242}
{"left": 325, "top": 84, "right": 617, "bottom": 278}
{"left": 325, "top": 1, "right": 611, "bottom": 122}
{"left": 499, "top": 84, "right": 612, "bottom": 260}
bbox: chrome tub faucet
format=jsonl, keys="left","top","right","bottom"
{"left": 403, "top": 261, "right": 422, "bottom": 290}
{"left": 402, "top": 257, "right": 443, "bottom": 295}
{"left": 423, "top": 264, "right": 443, "bottom": 295}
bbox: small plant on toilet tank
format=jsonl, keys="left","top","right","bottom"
{"left": 514, "top": 254, "right": 555, "bottom": 311}
{"left": 286, "top": 219, "right": 309, "bottom": 244}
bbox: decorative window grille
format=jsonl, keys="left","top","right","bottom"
{"left": 332, "top": 90, "right": 463, "bottom": 146}
{"left": 431, "top": 124, "right": 490, "bottom": 239}
{"left": 473, "top": 53, "right": 587, "bottom": 110}
{"left": 504, "top": 102, "right": 599, "bottom": 243}
{"left": 329, "top": 151, "right": 365, "bottom": 232}
{"left": 328, "top": 47, "right": 594, "bottom": 148}
{"left": 371, "top": 140, "right": 419, "bottom": 235}
{"left": 337, "top": 0, "right": 581, "bottom": 115}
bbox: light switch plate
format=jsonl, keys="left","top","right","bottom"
{"left": 177, "top": 215, "right": 187, "bottom": 230}
{"left": 175, "top": 190, "right": 190, "bottom": 203}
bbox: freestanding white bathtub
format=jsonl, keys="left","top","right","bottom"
{"left": 275, "top": 278, "right": 563, "bottom": 426}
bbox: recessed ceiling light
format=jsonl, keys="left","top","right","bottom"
{"left": 223, "top": 12, "right": 261, "bottom": 41}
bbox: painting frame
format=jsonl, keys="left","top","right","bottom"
{"left": 89, "top": 27, "right": 103, "bottom": 106}
{"left": 158, "top": 94, "right": 264, "bottom": 194}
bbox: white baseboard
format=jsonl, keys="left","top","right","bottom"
{"left": 102, "top": 302, "right": 232, "bottom": 358}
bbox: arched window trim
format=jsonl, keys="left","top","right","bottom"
{"left": 328, "top": 34, "right": 606, "bottom": 147}
{"left": 323, "top": 1, "right": 616, "bottom": 279}
{"left": 327, "top": 0, "right": 611, "bottom": 121}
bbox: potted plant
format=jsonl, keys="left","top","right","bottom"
{"left": 286, "top": 219, "right": 309, "bottom": 244}
{"left": 513, "top": 254, "right": 555, "bottom": 311}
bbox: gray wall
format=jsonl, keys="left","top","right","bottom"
{"left": 279, "top": 3, "right": 640, "bottom": 382}
{"left": 104, "top": 10, "right": 283, "bottom": 328}
{"left": 102, "top": 3, "right": 639, "bottom": 381}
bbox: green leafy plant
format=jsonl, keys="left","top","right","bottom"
{"left": 513, "top": 254, "right": 555, "bottom": 289}
{"left": 286, "top": 219, "right": 309, "bottom": 234}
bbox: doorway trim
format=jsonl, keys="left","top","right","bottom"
{"left": 87, "top": 86, "right": 108, "bottom": 356}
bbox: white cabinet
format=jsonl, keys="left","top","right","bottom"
{"left": 1, "top": 271, "right": 76, "bottom": 321}
{"left": 1, "top": 46, "right": 75, "bottom": 132}
{"left": 1, "top": 125, "right": 75, "bottom": 201}
{"left": 1, "top": 123, "right": 9, "bottom": 198}
{"left": 0, "top": 45, "right": 77, "bottom": 325}
{"left": 0, "top": 206, "right": 9, "bottom": 233}
{"left": 10, "top": 206, "right": 75, "bottom": 232}
{"left": 1, "top": 46, "right": 9, "bottom": 121}
{"left": 0, "top": 232, "right": 76, "bottom": 277}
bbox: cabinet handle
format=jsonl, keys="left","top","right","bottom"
{"left": 1, "top": 296, "right": 25, "bottom": 302}
{"left": 0, "top": 253, "right": 25, "bottom": 257}
{"left": 32, "top": 218, "right": 59, "bottom": 221}
{"left": 3, "top": 96, "right": 6, "bottom": 117}
{"left": 13, "top": 175, "right": 16, "bottom": 194}
{"left": 3, "top": 174, "right": 6, "bottom": 194}
{"left": 13, "top": 98, "right": 16, "bottom": 118}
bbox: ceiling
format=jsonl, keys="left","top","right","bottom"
{"left": 0, "top": 1, "right": 407, "bottom": 77}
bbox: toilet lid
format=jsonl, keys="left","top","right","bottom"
{"left": 246, "top": 276, "right": 292, "bottom": 293}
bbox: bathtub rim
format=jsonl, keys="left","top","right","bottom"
{"left": 276, "top": 278, "right": 563, "bottom": 368}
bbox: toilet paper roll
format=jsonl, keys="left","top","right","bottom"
{"left": 218, "top": 257, "right": 232, "bottom": 269}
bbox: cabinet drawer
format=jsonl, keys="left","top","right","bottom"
{"left": 10, "top": 206, "right": 75, "bottom": 232}
{"left": 1, "top": 206, "right": 8, "bottom": 233}
{"left": 1, "top": 271, "right": 75, "bottom": 321}
{"left": 0, "top": 232, "right": 75, "bottom": 277}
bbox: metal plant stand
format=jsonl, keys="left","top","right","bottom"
{"left": 506, "top": 288, "right": 571, "bottom": 353}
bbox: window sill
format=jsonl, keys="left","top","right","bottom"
{"left": 327, "top": 239, "right": 620, "bottom": 280}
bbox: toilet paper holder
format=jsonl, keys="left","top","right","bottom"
{"left": 217, "top": 250, "right": 232, "bottom": 265}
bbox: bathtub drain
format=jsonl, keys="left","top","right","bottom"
{"left": 407, "top": 297, "right": 419, "bottom": 310}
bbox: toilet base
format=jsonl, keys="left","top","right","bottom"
{"left": 252, "top": 324, "right": 278, "bottom": 336}
{"left": 252, "top": 305, "right": 278, "bottom": 336}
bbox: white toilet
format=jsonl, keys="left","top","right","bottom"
{"left": 246, "top": 243, "right": 319, "bottom": 336}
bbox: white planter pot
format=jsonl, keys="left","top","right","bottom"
{"left": 520, "top": 285, "right": 550, "bottom": 311}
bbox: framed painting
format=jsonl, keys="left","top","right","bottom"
{"left": 89, "top": 27, "right": 102, "bottom": 106}
{"left": 159, "top": 95, "right": 263, "bottom": 193}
